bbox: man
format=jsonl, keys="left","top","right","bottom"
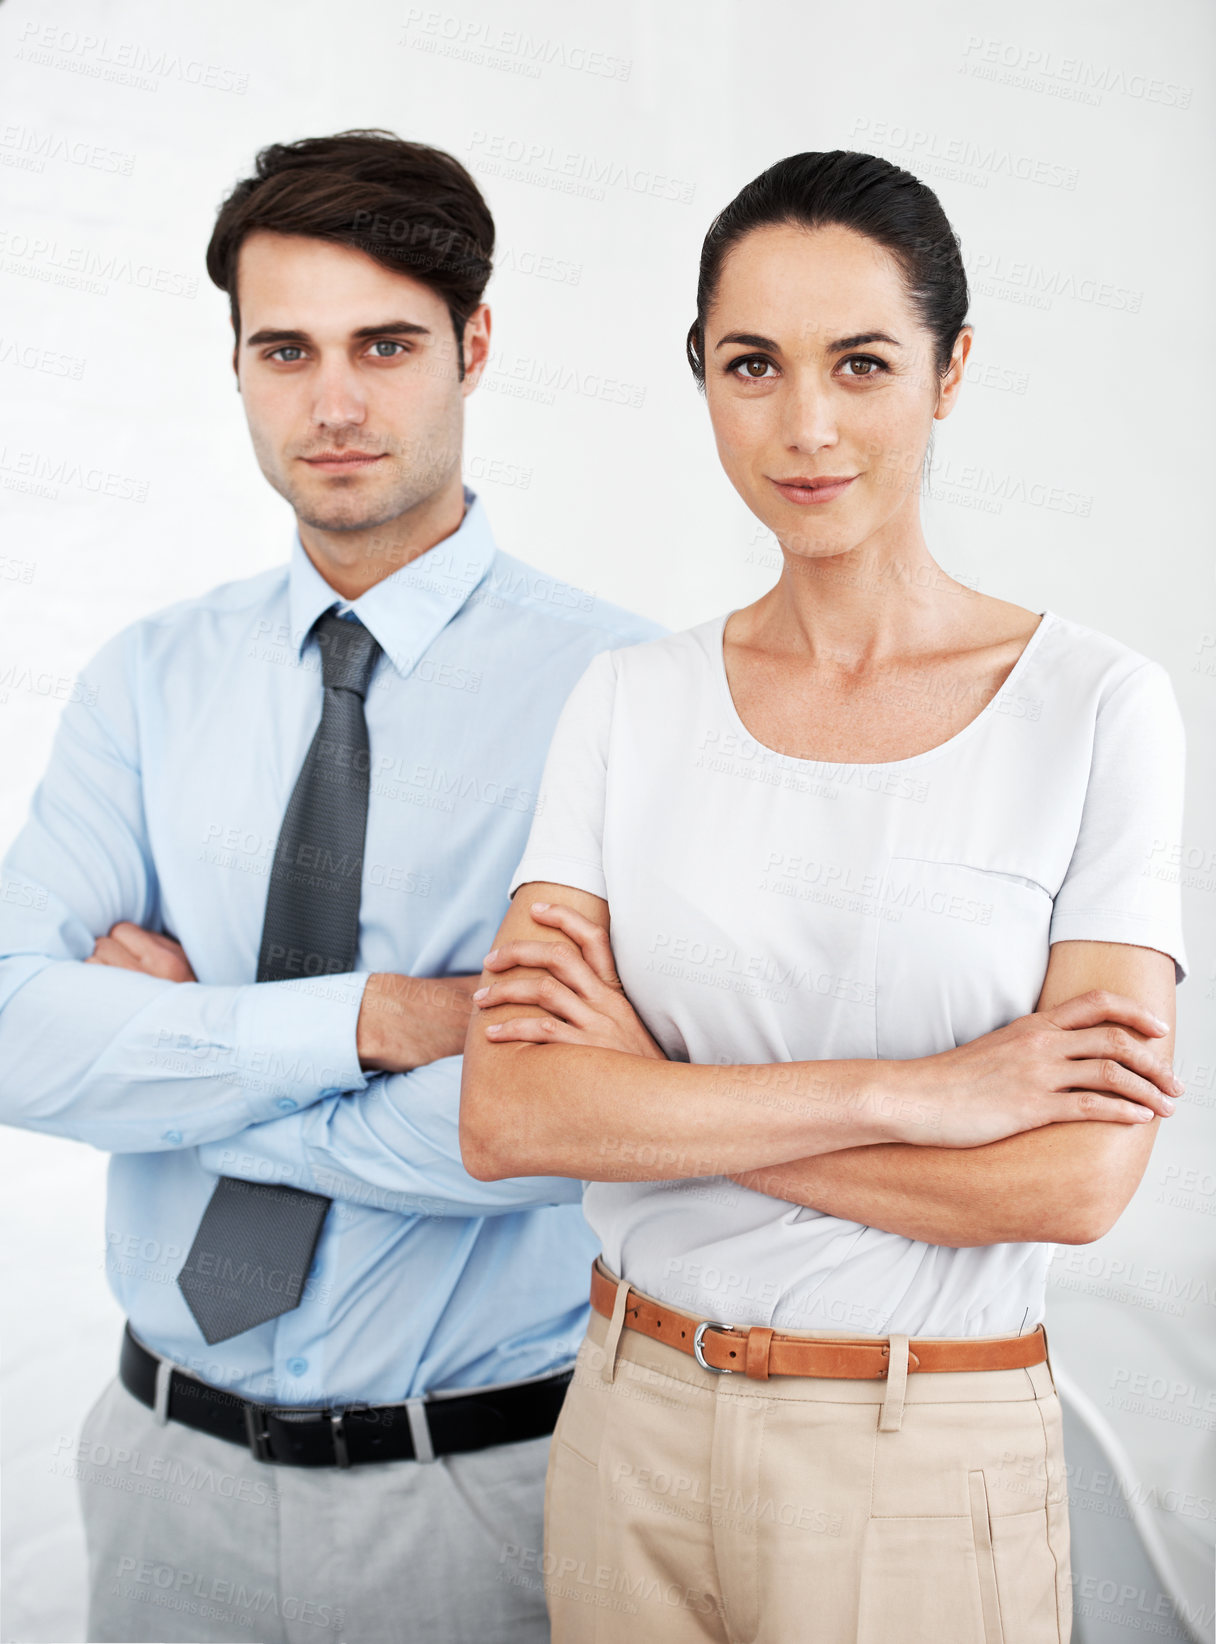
{"left": 0, "top": 129, "right": 662, "bottom": 1643}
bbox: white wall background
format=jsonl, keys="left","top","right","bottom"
{"left": 0, "top": 0, "right": 1212, "bottom": 1639}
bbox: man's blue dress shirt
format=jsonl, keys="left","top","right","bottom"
{"left": 0, "top": 490, "right": 664, "bottom": 1405}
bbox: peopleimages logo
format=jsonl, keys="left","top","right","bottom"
{"left": 399, "top": 12, "right": 631, "bottom": 81}
{"left": 0, "top": 229, "right": 198, "bottom": 299}
{"left": 851, "top": 117, "right": 1078, "bottom": 190}
{"left": 466, "top": 131, "right": 695, "bottom": 205}
{"left": 965, "top": 250, "right": 1142, "bottom": 315}
{"left": 0, "top": 444, "right": 149, "bottom": 502}
{"left": 0, "top": 123, "right": 136, "bottom": 176}
{"left": 13, "top": 21, "right": 249, "bottom": 93}
{"left": 0, "top": 334, "right": 86, "bottom": 379}
{"left": 959, "top": 35, "right": 1192, "bottom": 109}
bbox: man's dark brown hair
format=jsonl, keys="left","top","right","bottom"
{"left": 206, "top": 128, "right": 495, "bottom": 377}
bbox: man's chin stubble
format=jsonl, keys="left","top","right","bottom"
{"left": 293, "top": 504, "right": 405, "bottom": 534}
{"left": 286, "top": 480, "right": 433, "bottom": 536}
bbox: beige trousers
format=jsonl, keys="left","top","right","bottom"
{"left": 543, "top": 1264, "right": 1071, "bottom": 1643}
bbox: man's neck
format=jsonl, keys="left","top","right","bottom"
{"left": 297, "top": 478, "right": 467, "bottom": 602}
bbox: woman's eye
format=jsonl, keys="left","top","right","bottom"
{"left": 730, "top": 355, "right": 776, "bottom": 380}
{"left": 840, "top": 355, "right": 886, "bottom": 378}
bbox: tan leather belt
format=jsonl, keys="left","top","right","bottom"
{"left": 590, "top": 1258, "right": 1047, "bottom": 1381}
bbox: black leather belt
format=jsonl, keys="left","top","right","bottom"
{"left": 119, "top": 1322, "right": 572, "bottom": 1468}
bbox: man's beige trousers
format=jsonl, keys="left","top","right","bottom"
{"left": 543, "top": 1262, "right": 1071, "bottom": 1643}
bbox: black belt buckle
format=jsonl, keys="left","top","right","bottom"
{"left": 329, "top": 1410, "right": 350, "bottom": 1468}
{"left": 121, "top": 1321, "right": 571, "bottom": 1468}
{"left": 244, "top": 1401, "right": 353, "bottom": 1467}
{"left": 243, "top": 1403, "right": 273, "bottom": 1463}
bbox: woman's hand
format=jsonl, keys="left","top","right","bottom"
{"left": 474, "top": 901, "right": 667, "bottom": 1060}
{"left": 893, "top": 988, "right": 1183, "bottom": 1148}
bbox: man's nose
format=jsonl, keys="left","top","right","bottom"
{"left": 311, "top": 360, "right": 368, "bottom": 429}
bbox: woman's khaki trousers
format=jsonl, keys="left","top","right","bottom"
{"left": 543, "top": 1263, "right": 1071, "bottom": 1643}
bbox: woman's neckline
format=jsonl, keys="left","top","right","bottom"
{"left": 710, "top": 606, "right": 1054, "bottom": 772}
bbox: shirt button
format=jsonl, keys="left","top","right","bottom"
{"left": 163, "top": 1129, "right": 182, "bottom": 1145}
{"left": 276, "top": 1098, "right": 298, "bottom": 1112}
{"left": 286, "top": 1357, "right": 308, "bottom": 1377}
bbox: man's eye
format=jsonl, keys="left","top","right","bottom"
{"left": 270, "top": 347, "right": 305, "bottom": 363}
{"left": 369, "top": 341, "right": 406, "bottom": 358}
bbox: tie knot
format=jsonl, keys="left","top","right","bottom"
{"left": 313, "top": 610, "right": 381, "bottom": 698}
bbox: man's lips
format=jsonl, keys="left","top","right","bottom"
{"left": 768, "top": 474, "right": 858, "bottom": 504}
{"left": 299, "top": 452, "right": 386, "bottom": 471}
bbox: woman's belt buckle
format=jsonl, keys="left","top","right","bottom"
{"left": 693, "top": 1319, "right": 744, "bottom": 1373}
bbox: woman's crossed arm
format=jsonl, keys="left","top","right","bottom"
{"left": 458, "top": 890, "right": 1180, "bottom": 1247}
{"left": 730, "top": 938, "right": 1178, "bottom": 1246}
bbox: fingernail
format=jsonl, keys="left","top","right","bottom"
{"left": 472, "top": 987, "right": 488, "bottom": 1000}
{"left": 1172, "top": 1079, "right": 1186, "bottom": 1095}
{"left": 1152, "top": 1016, "right": 1169, "bottom": 1032}
{"left": 531, "top": 901, "right": 550, "bottom": 911}
{"left": 486, "top": 1023, "right": 502, "bottom": 1035}
{"left": 484, "top": 949, "right": 498, "bottom": 963}
{"left": 1161, "top": 1097, "right": 1176, "bottom": 1114}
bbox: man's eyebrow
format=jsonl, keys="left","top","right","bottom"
{"left": 243, "top": 320, "right": 433, "bottom": 347}
{"left": 714, "top": 329, "right": 903, "bottom": 352}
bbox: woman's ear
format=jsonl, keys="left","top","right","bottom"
{"left": 934, "top": 325, "right": 973, "bottom": 421}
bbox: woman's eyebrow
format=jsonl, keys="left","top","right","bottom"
{"left": 714, "top": 331, "right": 779, "bottom": 351}
{"left": 713, "top": 329, "right": 903, "bottom": 351}
{"left": 829, "top": 331, "right": 902, "bottom": 350}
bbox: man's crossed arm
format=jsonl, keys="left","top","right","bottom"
{"left": 72, "top": 919, "right": 582, "bottom": 1220}
{"left": 84, "top": 919, "right": 480, "bottom": 1075}
{"left": 0, "top": 661, "right": 578, "bottom": 1215}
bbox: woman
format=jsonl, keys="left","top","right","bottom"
{"left": 459, "top": 152, "right": 1187, "bottom": 1643}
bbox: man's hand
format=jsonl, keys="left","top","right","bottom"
{"left": 357, "top": 974, "right": 482, "bottom": 1073}
{"left": 86, "top": 922, "right": 197, "bottom": 982}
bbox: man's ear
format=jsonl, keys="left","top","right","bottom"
{"left": 460, "top": 303, "right": 492, "bottom": 394}
{"left": 231, "top": 317, "right": 240, "bottom": 392}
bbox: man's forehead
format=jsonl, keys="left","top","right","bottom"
{"left": 235, "top": 231, "right": 444, "bottom": 324}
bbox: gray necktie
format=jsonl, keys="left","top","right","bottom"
{"left": 177, "top": 610, "right": 382, "bottom": 1345}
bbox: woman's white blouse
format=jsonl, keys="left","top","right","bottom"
{"left": 508, "top": 608, "right": 1188, "bottom": 1338}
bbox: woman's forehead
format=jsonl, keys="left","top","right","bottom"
{"left": 708, "top": 224, "right": 913, "bottom": 345}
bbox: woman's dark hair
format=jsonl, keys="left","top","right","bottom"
{"left": 686, "top": 150, "right": 968, "bottom": 388}
{"left": 207, "top": 129, "right": 495, "bottom": 377}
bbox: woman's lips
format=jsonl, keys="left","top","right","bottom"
{"left": 768, "top": 475, "right": 857, "bottom": 504}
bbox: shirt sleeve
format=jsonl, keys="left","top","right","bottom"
{"left": 0, "top": 629, "right": 369, "bottom": 1153}
{"left": 196, "top": 1055, "right": 585, "bottom": 1217}
{"left": 1048, "top": 659, "right": 1189, "bottom": 984}
{"left": 507, "top": 647, "right": 617, "bottom": 901}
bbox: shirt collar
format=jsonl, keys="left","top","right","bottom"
{"left": 286, "top": 486, "right": 497, "bottom": 676}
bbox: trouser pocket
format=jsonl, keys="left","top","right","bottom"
{"left": 969, "top": 1469, "right": 1005, "bottom": 1644}
{"left": 969, "top": 1464, "right": 1064, "bottom": 1644}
